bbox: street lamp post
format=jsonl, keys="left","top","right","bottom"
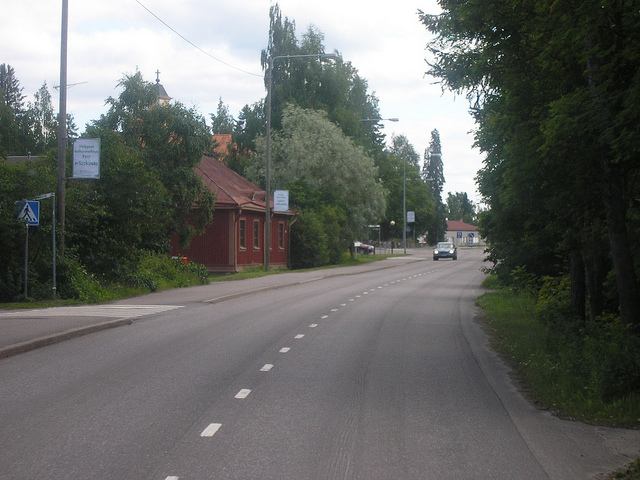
{"left": 403, "top": 155, "right": 407, "bottom": 254}
{"left": 265, "top": 53, "right": 337, "bottom": 271}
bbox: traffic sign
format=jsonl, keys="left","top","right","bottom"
{"left": 468, "top": 232, "right": 475, "bottom": 238}
{"left": 17, "top": 201, "right": 39, "bottom": 226}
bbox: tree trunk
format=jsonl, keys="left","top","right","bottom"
{"left": 570, "top": 250, "right": 586, "bottom": 322}
{"left": 585, "top": 49, "right": 640, "bottom": 328}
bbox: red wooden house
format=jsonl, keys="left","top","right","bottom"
{"left": 171, "top": 149, "right": 295, "bottom": 272}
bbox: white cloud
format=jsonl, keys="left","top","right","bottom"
{"left": 2, "top": 0, "right": 483, "bottom": 202}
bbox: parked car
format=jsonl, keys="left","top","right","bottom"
{"left": 433, "top": 242, "right": 457, "bottom": 260}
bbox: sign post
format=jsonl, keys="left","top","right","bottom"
{"left": 16, "top": 194, "right": 56, "bottom": 299}
{"left": 16, "top": 201, "right": 40, "bottom": 298}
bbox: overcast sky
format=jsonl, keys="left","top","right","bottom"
{"left": 3, "top": 0, "right": 484, "bottom": 204}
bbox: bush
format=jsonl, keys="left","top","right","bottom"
{"left": 533, "top": 276, "right": 640, "bottom": 408}
{"left": 57, "top": 254, "right": 112, "bottom": 303}
{"left": 290, "top": 211, "right": 330, "bottom": 269}
{"left": 583, "top": 319, "right": 640, "bottom": 402}
{"left": 124, "top": 252, "right": 209, "bottom": 291}
{"left": 480, "top": 274, "right": 640, "bottom": 425}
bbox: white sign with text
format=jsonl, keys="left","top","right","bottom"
{"left": 73, "top": 138, "right": 101, "bottom": 179}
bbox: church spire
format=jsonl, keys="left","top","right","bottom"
{"left": 155, "top": 70, "right": 172, "bottom": 104}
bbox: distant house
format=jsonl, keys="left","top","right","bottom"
{"left": 445, "top": 219, "right": 481, "bottom": 246}
{"left": 171, "top": 142, "right": 295, "bottom": 272}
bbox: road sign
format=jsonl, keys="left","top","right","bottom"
{"left": 273, "top": 190, "right": 289, "bottom": 212}
{"left": 468, "top": 232, "right": 475, "bottom": 238}
{"left": 407, "top": 211, "right": 415, "bottom": 223}
{"left": 457, "top": 232, "right": 462, "bottom": 238}
{"left": 17, "top": 201, "right": 39, "bottom": 226}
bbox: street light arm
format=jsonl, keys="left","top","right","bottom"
{"left": 271, "top": 53, "right": 339, "bottom": 63}
{"left": 361, "top": 117, "right": 399, "bottom": 122}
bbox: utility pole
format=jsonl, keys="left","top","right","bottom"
{"left": 57, "top": 0, "right": 68, "bottom": 253}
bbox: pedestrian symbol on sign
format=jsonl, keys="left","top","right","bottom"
{"left": 17, "top": 201, "right": 40, "bottom": 226}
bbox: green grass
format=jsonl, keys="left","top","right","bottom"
{"left": 476, "top": 275, "right": 640, "bottom": 480}
{"left": 608, "top": 457, "right": 640, "bottom": 480}
{"left": 476, "top": 276, "right": 640, "bottom": 426}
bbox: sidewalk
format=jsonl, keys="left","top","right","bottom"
{"left": 0, "top": 251, "right": 428, "bottom": 359}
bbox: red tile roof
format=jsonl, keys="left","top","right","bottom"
{"left": 212, "top": 134, "right": 233, "bottom": 156}
{"left": 196, "top": 154, "right": 266, "bottom": 212}
{"left": 446, "top": 219, "right": 478, "bottom": 231}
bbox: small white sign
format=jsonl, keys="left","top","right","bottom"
{"left": 273, "top": 190, "right": 289, "bottom": 212}
{"left": 73, "top": 138, "right": 101, "bottom": 179}
{"left": 407, "top": 211, "right": 415, "bottom": 223}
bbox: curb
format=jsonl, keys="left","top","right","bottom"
{"left": 0, "top": 318, "right": 133, "bottom": 360}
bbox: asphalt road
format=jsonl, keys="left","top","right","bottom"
{"left": 1, "top": 248, "right": 639, "bottom": 479}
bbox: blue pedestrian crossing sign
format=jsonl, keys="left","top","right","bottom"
{"left": 17, "top": 201, "right": 39, "bottom": 226}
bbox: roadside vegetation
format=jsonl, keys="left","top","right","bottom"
{"left": 609, "top": 457, "right": 640, "bottom": 480}
{"left": 0, "top": 254, "right": 209, "bottom": 308}
{"left": 478, "top": 274, "right": 640, "bottom": 426}
{"left": 477, "top": 273, "right": 640, "bottom": 477}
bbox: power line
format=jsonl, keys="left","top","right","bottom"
{"left": 135, "top": 0, "right": 262, "bottom": 78}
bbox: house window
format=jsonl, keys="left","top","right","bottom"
{"left": 253, "top": 220, "right": 260, "bottom": 250}
{"left": 239, "top": 219, "right": 246, "bottom": 250}
{"left": 278, "top": 222, "right": 285, "bottom": 250}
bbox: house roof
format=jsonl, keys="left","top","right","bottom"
{"left": 196, "top": 153, "right": 294, "bottom": 215}
{"left": 446, "top": 219, "right": 478, "bottom": 231}
{"left": 212, "top": 134, "right": 233, "bottom": 155}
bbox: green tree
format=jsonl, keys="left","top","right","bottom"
{"left": 0, "top": 156, "right": 57, "bottom": 301}
{"left": 250, "top": 104, "right": 386, "bottom": 263}
{"left": 384, "top": 134, "right": 434, "bottom": 244}
{"left": 0, "top": 65, "right": 29, "bottom": 155}
{"left": 423, "top": 129, "right": 447, "bottom": 244}
{"left": 0, "top": 64, "right": 25, "bottom": 114}
{"left": 65, "top": 129, "right": 173, "bottom": 277}
{"left": 210, "top": 98, "right": 235, "bottom": 134}
{"left": 25, "top": 82, "right": 58, "bottom": 154}
{"left": 421, "top": 0, "right": 640, "bottom": 327}
{"left": 260, "top": 4, "right": 383, "bottom": 150}
{"left": 93, "top": 71, "right": 216, "bottom": 248}
{"left": 447, "top": 192, "right": 476, "bottom": 224}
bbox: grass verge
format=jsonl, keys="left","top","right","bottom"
{"left": 477, "top": 280, "right": 640, "bottom": 425}
{"left": 476, "top": 276, "right": 640, "bottom": 478}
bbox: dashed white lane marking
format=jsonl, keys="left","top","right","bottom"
{"left": 340, "top": 303, "right": 347, "bottom": 307}
{"left": 321, "top": 315, "right": 329, "bottom": 319}
{"left": 309, "top": 324, "right": 318, "bottom": 328}
{"left": 279, "top": 347, "right": 291, "bottom": 353}
{"left": 165, "top": 476, "right": 179, "bottom": 480}
{"left": 261, "top": 364, "right": 274, "bottom": 372}
{"left": 201, "top": 423, "right": 222, "bottom": 437}
{"left": 235, "top": 389, "right": 251, "bottom": 399}
{"left": 295, "top": 334, "right": 305, "bottom": 339}
{"left": 331, "top": 308, "right": 338, "bottom": 312}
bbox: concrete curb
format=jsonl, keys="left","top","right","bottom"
{"left": 0, "top": 318, "right": 133, "bottom": 360}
